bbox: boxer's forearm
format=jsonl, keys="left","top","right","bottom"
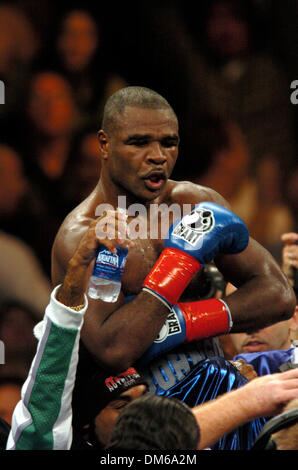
{"left": 56, "top": 256, "right": 89, "bottom": 308}
{"left": 224, "top": 273, "right": 295, "bottom": 333}
{"left": 80, "top": 291, "right": 170, "bottom": 373}
{"left": 55, "top": 249, "right": 171, "bottom": 372}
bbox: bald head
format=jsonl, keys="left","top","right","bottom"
{"left": 101, "top": 86, "right": 177, "bottom": 134}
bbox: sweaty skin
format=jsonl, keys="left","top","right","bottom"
{"left": 52, "top": 106, "right": 295, "bottom": 372}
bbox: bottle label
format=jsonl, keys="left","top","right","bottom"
{"left": 92, "top": 247, "right": 128, "bottom": 282}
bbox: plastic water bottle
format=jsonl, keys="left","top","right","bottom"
{"left": 88, "top": 246, "right": 128, "bottom": 302}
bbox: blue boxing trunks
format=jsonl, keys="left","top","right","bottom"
{"left": 140, "top": 346, "right": 266, "bottom": 450}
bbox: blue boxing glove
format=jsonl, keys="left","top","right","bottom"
{"left": 142, "top": 202, "right": 249, "bottom": 309}
{"left": 165, "top": 202, "right": 249, "bottom": 262}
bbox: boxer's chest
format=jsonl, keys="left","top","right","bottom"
{"left": 122, "top": 235, "right": 163, "bottom": 296}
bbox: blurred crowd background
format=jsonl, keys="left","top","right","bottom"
{"left": 0, "top": 0, "right": 297, "bottom": 412}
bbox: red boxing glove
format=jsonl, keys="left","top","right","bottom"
{"left": 175, "top": 298, "right": 233, "bottom": 342}
{"left": 137, "top": 298, "right": 233, "bottom": 366}
{"left": 142, "top": 247, "right": 201, "bottom": 309}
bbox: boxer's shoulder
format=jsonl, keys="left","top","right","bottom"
{"left": 57, "top": 188, "right": 104, "bottom": 239}
{"left": 52, "top": 194, "right": 97, "bottom": 280}
{"left": 165, "top": 180, "right": 230, "bottom": 208}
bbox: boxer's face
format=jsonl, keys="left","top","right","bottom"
{"left": 99, "top": 106, "right": 179, "bottom": 202}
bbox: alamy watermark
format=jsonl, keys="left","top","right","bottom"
{"left": 94, "top": 196, "right": 215, "bottom": 250}
{"left": 290, "top": 80, "right": 298, "bottom": 104}
{"left": 0, "top": 340, "right": 5, "bottom": 364}
{"left": 0, "top": 80, "right": 4, "bottom": 104}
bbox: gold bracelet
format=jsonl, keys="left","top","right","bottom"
{"left": 68, "top": 303, "right": 85, "bottom": 311}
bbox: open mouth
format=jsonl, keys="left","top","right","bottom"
{"left": 143, "top": 172, "right": 166, "bottom": 191}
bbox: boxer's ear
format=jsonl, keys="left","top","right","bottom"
{"left": 97, "top": 130, "right": 110, "bottom": 160}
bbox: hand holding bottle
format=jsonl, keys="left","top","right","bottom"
{"left": 88, "top": 209, "right": 134, "bottom": 302}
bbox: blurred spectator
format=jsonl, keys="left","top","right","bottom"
{"left": 246, "top": 156, "right": 295, "bottom": 260}
{"left": 0, "top": 145, "right": 27, "bottom": 219}
{"left": 286, "top": 170, "right": 298, "bottom": 226}
{"left": 0, "top": 4, "right": 39, "bottom": 80}
{"left": 0, "top": 417, "right": 10, "bottom": 450}
{"left": 24, "top": 71, "right": 79, "bottom": 183}
{"left": 62, "top": 126, "right": 101, "bottom": 210}
{"left": 0, "top": 231, "right": 51, "bottom": 319}
{"left": 0, "top": 377, "right": 23, "bottom": 425}
{"left": 0, "top": 144, "right": 51, "bottom": 296}
{"left": 57, "top": 10, "right": 99, "bottom": 75}
{"left": 41, "top": 9, "right": 127, "bottom": 126}
{"left": 281, "top": 232, "right": 298, "bottom": 343}
{"left": 10, "top": 71, "right": 82, "bottom": 273}
{"left": 0, "top": 302, "right": 37, "bottom": 380}
{"left": 196, "top": 118, "right": 251, "bottom": 203}
{"left": 193, "top": 0, "right": 296, "bottom": 177}
{"left": 143, "top": 1, "right": 296, "bottom": 191}
{"left": 54, "top": 8, "right": 100, "bottom": 123}
{"left": 281, "top": 232, "right": 298, "bottom": 289}
{"left": 184, "top": 115, "right": 295, "bottom": 259}
{"left": 0, "top": 4, "right": 40, "bottom": 141}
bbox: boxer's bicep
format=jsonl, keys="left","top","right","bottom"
{"left": 215, "top": 237, "right": 281, "bottom": 286}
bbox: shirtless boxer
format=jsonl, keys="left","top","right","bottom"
{"left": 6, "top": 218, "right": 298, "bottom": 451}
{"left": 52, "top": 87, "right": 295, "bottom": 449}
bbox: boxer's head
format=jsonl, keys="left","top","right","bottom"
{"left": 98, "top": 86, "right": 179, "bottom": 202}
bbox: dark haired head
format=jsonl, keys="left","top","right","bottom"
{"left": 190, "top": 0, "right": 267, "bottom": 62}
{"left": 107, "top": 394, "right": 200, "bottom": 450}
